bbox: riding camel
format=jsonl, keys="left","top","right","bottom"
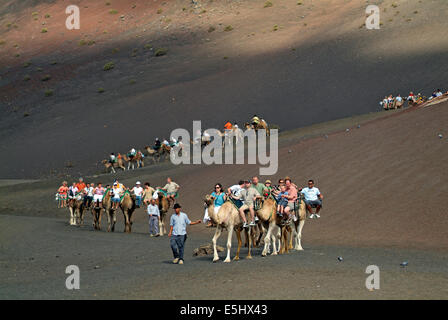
{"left": 102, "top": 158, "right": 126, "bottom": 173}
{"left": 156, "top": 191, "right": 171, "bottom": 236}
{"left": 103, "top": 190, "right": 117, "bottom": 232}
{"left": 68, "top": 197, "right": 84, "bottom": 226}
{"left": 205, "top": 195, "right": 253, "bottom": 263}
{"left": 144, "top": 146, "right": 161, "bottom": 163}
{"left": 279, "top": 195, "right": 307, "bottom": 254}
{"left": 254, "top": 119, "right": 270, "bottom": 136}
{"left": 393, "top": 99, "right": 404, "bottom": 109}
{"left": 120, "top": 191, "right": 136, "bottom": 233}
{"left": 91, "top": 200, "right": 103, "bottom": 230}
{"left": 122, "top": 152, "right": 144, "bottom": 170}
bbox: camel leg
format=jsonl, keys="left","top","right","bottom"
{"left": 97, "top": 209, "right": 102, "bottom": 230}
{"left": 212, "top": 226, "right": 222, "bottom": 262}
{"left": 68, "top": 207, "right": 74, "bottom": 225}
{"left": 234, "top": 230, "right": 242, "bottom": 261}
{"left": 295, "top": 219, "right": 305, "bottom": 251}
{"left": 91, "top": 209, "right": 96, "bottom": 229}
{"left": 124, "top": 210, "right": 130, "bottom": 233}
{"left": 262, "top": 224, "right": 273, "bottom": 257}
{"left": 107, "top": 210, "right": 112, "bottom": 232}
{"left": 279, "top": 226, "right": 287, "bottom": 254}
{"left": 224, "top": 227, "right": 234, "bottom": 263}
{"left": 246, "top": 228, "right": 253, "bottom": 259}
{"left": 289, "top": 225, "right": 294, "bottom": 250}
{"left": 112, "top": 211, "right": 116, "bottom": 232}
{"left": 158, "top": 216, "right": 164, "bottom": 236}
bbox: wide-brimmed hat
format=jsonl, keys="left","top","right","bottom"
{"left": 136, "top": 181, "right": 141, "bottom": 185}
{"left": 173, "top": 203, "right": 181, "bottom": 209}
{"left": 265, "top": 180, "right": 272, "bottom": 184}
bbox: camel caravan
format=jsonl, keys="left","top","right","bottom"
{"left": 101, "top": 115, "right": 272, "bottom": 173}
{"left": 57, "top": 175, "right": 322, "bottom": 263}
{"left": 57, "top": 177, "right": 178, "bottom": 234}
{"left": 380, "top": 89, "right": 447, "bottom": 110}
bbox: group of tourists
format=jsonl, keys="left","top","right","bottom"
{"left": 56, "top": 177, "right": 180, "bottom": 211}
{"left": 203, "top": 176, "right": 323, "bottom": 228}
{"left": 380, "top": 89, "right": 446, "bottom": 110}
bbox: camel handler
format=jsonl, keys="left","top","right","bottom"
{"left": 282, "top": 178, "right": 298, "bottom": 222}
{"left": 300, "top": 179, "right": 323, "bottom": 219}
{"left": 168, "top": 203, "right": 201, "bottom": 265}
{"left": 162, "top": 177, "right": 180, "bottom": 205}
{"left": 147, "top": 198, "right": 160, "bottom": 237}
{"left": 238, "top": 180, "right": 260, "bottom": 228}
{"left": 111, "top": 180, "right": 125, "bottom": 210}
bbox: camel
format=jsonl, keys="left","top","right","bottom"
{"left": 156, "top": 191, "right": 171, "bottom": 236}
{"left": 102, "top": 158, "right": 126, "bottom": 173}
{"left": 103, "top": 190, "right": 117, "bottom": 232}
{"left": 254, "top": 119, "right": 270, "bottom": 136}
{"left": 253, "top": 197, "right": 284, "bottom": 256}
{"left": 90, "top": 200, "right": 103, "bottom": 230}
{"left": 393, "top": 99, "right": 404, "bottom": 109}
{"left": 205, "top": 195, "right": 253, "bottom": 263}
{"left": 279, "top": 196, "right": 307, "bottom": 254}
{"left": 120, "top": 191, "right": 136, "bottom": 233}
{"left": 68, "top": 197, "right": 84, "bottom": 226}
{"left": 144, "top": 146, "right": 161, "bottom": 163}
{"left": 122, "top": 152, "right": 144, "bottom": 170}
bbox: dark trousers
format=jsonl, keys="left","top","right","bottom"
{"left": 83, "top": 196, "right": 93, "bottom": 207}
{"left": 170, "top": 235, "right": 187, "bottom": 260}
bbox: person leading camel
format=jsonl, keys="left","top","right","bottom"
{"left": 168, "top": 203, "right": 201, "bottom": 265}
{"left": 300, "top": 180, "right": 323, "bottom": 219}
{"left": 162, "top": 177, "right": 180, "bottom": 205}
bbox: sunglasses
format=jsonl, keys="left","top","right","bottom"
{"left": 215, "top": 186, "right": 221, "bottom": 189}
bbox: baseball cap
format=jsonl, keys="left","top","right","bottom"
{"left": 136, "top": 181, "right": 141, "bottom": 185}
{"left": 265, "top": 180, "right": 272, "bottom": 184}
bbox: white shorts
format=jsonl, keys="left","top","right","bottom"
{"left": 93, "top": 194, "right": 103, "bottom": 202}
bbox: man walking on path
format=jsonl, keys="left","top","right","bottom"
{"left": 168, "top": 203, "right": 201, "bottom": 265}
{"left": 147, "top": 198, "right": 160, "bottom": 237}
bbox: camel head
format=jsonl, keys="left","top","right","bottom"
{"left": 204, "top": 195, "right": 216, "bottom": 206}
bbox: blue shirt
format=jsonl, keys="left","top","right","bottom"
{"left": 170, "top": 212, "right": 191, "bottom": 236}
{"left": 211, "top": 192, "right": 225, "bottom": 207}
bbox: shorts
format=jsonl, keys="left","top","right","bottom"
{"left": 112, "top": 197, "right": 121, "bottom": 203}
{"left": 277, "top": 199, "right": 288, "bottom": 207}
{"left": 304, "top": 199, "right": 322, "bottom": 207}
{"left": 59, "top": 194, "right": 67, "bottom": 200}
{"left": 240, "top": 203, "right": 253, "bottom": 211}
{"left": 167, "top": 192, "right": 177, "bottom": 197}
{"left": 93, "top": 194, "right": 103, "bottom": 202}
{"left": 286, "top": 201, "right": 296, "bottom": 211}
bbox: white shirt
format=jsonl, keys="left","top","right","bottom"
{"left": 112, "top": 186, "right": 123, "bottom": 198}
{"left": 152, "top": 190, "right": 159, "bottom": 200}
{"left": 229, "top": 185, "right": 243, "bottom": 199}
{"left": 395, "top": 96, "right": 402, "bottom": 102}
{"left": 85, "top": 187, "right": 94, "bottom": 197}
{"left": 147, "top": 204, "right": 160, "bottom": 217}
{"left": 132, "top": 186, "right": 143, "bottom": 196}
{"left": 436, "top": 92, "right": 443, "bottom": 97}
{"left": 301, "top": 187, "right": 321, "bottom": 201}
